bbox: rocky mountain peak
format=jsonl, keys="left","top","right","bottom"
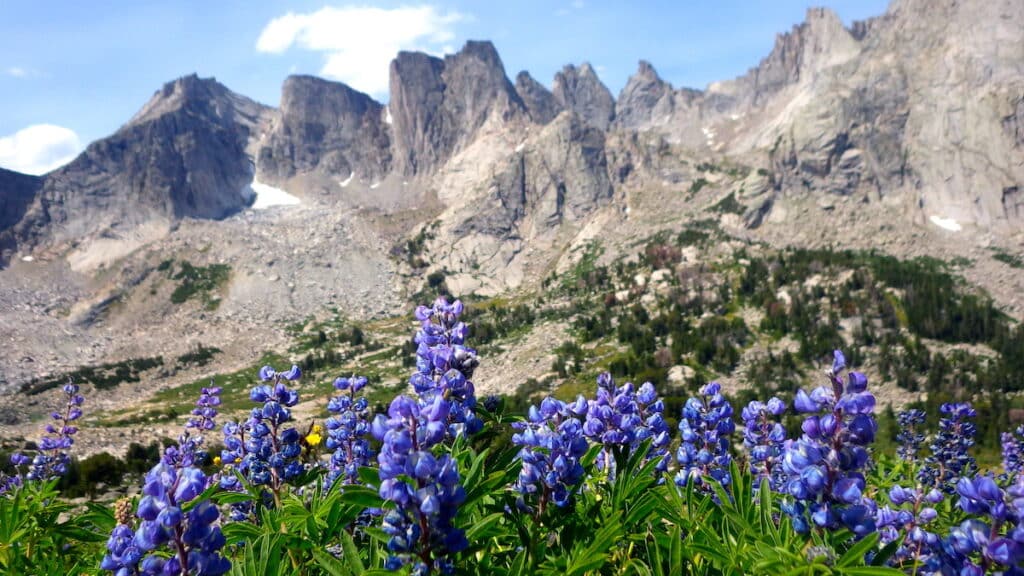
{"left": 514, "top": 71, "right": 562, "bottom": 125}
{"left": 258, "top": 75, "right": 391, "bottom": 184}
{"left": 389, "top": 40, "right": 522, "bottom": 176}
{"left": 614, "top": 60, "right": 676, "bottom": 129}
{"left": 128, "top": 74, "right": 245, "bottom": 127}
{"left": 552, "top": 63, "right": 616, "bottom": 131}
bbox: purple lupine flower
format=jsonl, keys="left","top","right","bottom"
{"left": 409, "top": 297, "right": 482, "bottom": 438}
{"left": 128, "top": 463, "right": 230, "bottom": 576}
{"left": 875, "top": 485, "right": 944, "bottom": 569}
{"left": 1003, "top": 426, "right": 1024, "bottom": 480}
{"left": 780, "top": 351, "right": 877, "bottom": 538}
{"left": 741, "top": 397, "right": 787, "bottom": 491}
{"left": 100, "top": 524, "right": 143, "bottom": 575}
{"left": 164, "top": 385, "right": 222, "bottom": 471}
{"left": 675, "top": 382, "right": 735, "bottom": 491}
{"left": 583, "top": 373, "right": 671, "bottom": 478}
{"left": 918, "top": 402, "right": 977, "bottom": 493}
{"left": 896, "top": 409, "right": 927, "bottom": 464}
{"left": 104, "top": 386, "right": 230, "bottom": 575}
{"left": 220, "top": 366, "right": 304, "bottom": 509}
{"left": 925, "top": 476, "right": 1024, "bottom": 573}
{"left": 20, "top": 381, "right": 85, "bottom": 482}
{"left": 512, "top": 396, "right": 589, "bottom": 513}
{"left": 325, "top": 375, "right": 374, "bottom": 488}
{"left": 372, "top": 395, "right": 468, "bottom": 575}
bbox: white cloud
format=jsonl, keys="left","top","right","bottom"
{"left": 256, "top": 5, "right": 464, "bottom": 97}
{"left": 0, "top": 124, "right": 82, "bottom": 175}
{"left": 6, "top": 67, "right": 27, "bottom": 78}
{"left": 571, "top": 0, "right": 585, "bottom": 8}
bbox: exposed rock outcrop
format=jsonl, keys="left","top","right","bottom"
{"left": 257, "top": 75, "right": 391, "bottom": 184}
{"left": 5, "top": 75, "right": 272, "bottom": 259}
{"left": 389, "top": 40, "right": 523, "bottom": 176}
{"left": 456, "top": 112, "right": 614, "bottom": 239}
{"left": 515, "top": 71, "right": 562, "bottom": 125}
{"left": 0, "top": 168, "right": 42, "bottom": 262}
{"left": 552, "top": 63, "right": 615, "bottom": 131}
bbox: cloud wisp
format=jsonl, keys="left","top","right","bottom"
{"left": 256, "top": 5, "right": 464, "bottom": 97}
{"left": 0, "top": 124, "right": 82, "bottom": 175}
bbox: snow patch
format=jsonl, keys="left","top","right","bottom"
{"left": 246, "top": 178, "right": 301, "bottom": 210}
{"left": 20, "top": 255, "right": 33, "bottom": 262}
{"left": 384, "top": 107, "right": 392, "bottom": 125}
{"left": 339, "top": 172, "right": 355, "bottom": 187}
{"left": 929, "top": 215, "right": 961, "bottom": 232}
{"left": 370, "top": 182, "right": 380, "bottom": 189}
{"left": 514, "top": 141, "right": 526, "bottom": 153}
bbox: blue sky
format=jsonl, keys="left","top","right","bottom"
{"left": 0, "top": 0, "right": 889, "bottom": 175}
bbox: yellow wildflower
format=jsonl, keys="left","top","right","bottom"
{"left": 306, "top": 432, "right": 323, "bottom": 447}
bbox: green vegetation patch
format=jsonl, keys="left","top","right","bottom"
{"left": 167, "top": 260, "right": 231, "bottom": 309}
{"left": 21, "top": 356, "right": 164, "bottom": 395}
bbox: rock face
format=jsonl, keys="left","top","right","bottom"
{"left": 2, "top": 74, "right": 272, "bottom": 260}
{"left": 457, "top": 112, "right": 614, "bottom": 239}
{"left": 613, "top": 61, "right": 704, "bottom": 146}
{"left": 552, "top": 63, "right": 616, "bottom": 131}
{"left": 389, "top": 40, "right": 523, "bottom": 176}
{"left": 515, "top": 71, "right": 562, "bottom": 125}
{"left": 257, "top": 75, "right": 391, "bottom": 184}
{"left": 0, "top": 168, "right": 42, "bottom": 261}
{"left": 3, "top": 0, "right": 1023, "bottom": 270}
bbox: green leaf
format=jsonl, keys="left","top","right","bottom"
{"left": 838, "top": 532, "right": 879, "bottom": 568}
{"left": 313, "top": 548, "right": 354, "bottom": 576}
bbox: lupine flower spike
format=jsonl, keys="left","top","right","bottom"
{"left": 583, "top": 373, "right": 671, "bottom": 479}
{"left": 512, "top": 396, "right": 589, "bottom": 514}
{"left": 325, "top": 375, "right": 374, "bottom": 488}
{"left": 781, "top": 351, "right": 877, "bottom": 537}
{"left": 221, "top": 365, "right": 305, "bottom": 508}
{"left": 675, "top": 382, "right": 735, "bottom": 492}
{"left": 918, "top": 402, "right": 977, "bottom": 493}
{"left": 410, "top": 297, "right": 482, "bottom": 438}
{"left": 742, "top": 397, "right": 787, "bottom": 491}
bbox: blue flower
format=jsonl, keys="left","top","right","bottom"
{"left": 325, "top": 375, "right": 375, "bottom": 488}
{"left": 512, "top": 396, "right": 589, "bottom": 512}
{"left": 918, "top": 402, "right": 977, "bottom": 493}
{"left": 780, "top": 351, "right": 877, "bottom": 537}
{"left": 742, "top": 397, "right": 787, "bottom": 491}
{"left": 372, "top": 395, "right": 467, "bottom": 574}
{"left": 895, "top": 409, "right": 926, "bottom": 464}
{"left": 408, "top": 297, "right": 482, "bottom": 438}
{"left": 220, "top": 366, "right": 305, "bottom": 512}
{"left": 675, "top": 382, "right": 735, "bottom": 491}
{"left": 583, "top": 373, "right": 671, "bottom": 478}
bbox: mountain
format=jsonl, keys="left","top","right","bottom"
{"left": 0, "top": 74, "right": 273, "bottom": 263}
{"left": 0, "top": 0, "right": 1021, "bottom": 415}
{"left": 257, "top": 75, "right": 391, "bottom": 186}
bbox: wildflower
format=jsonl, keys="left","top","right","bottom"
{"left": 104, "top": 388, "right": 229, "bottom": 575}
{"left": 675, "top": 382, "right": 735, "bottom": 491}
{"left": 781, "top": 351, "right": 877, "bottom": 537}
{"left": 895, "top": 409, "right": 927, "bottom": 464}
{"left": 512, "top": 396, "right": 589, "bottom": 512}
{"left": 372, "top": 395, "right": 467, "bottom": 574}
{"left": 220, "top": 366, "right": 305, "bottom": 502}
{"left": 875, "top": 485, "right": 944, "bottom": 569}
{"left": 409, "top": 297, "right": 482, "bottom": 438}
{"left": 129, "top": 463, "right": 230, "bottom": 575}
{"left": 918, "top": 402, "right": 977, "bottom": 493}
{"left": 1002, "top": 426, "right": 1024, "bottom": 480}
{"left": 324, "top": 375, "right": 374, "bottom": 488}
{"left": 741, "top": 397, "right": 787, "bottom": 491}
{"left": 12, "top": 381, "right": 85, "bottom": 484}
{"left": 583, "top": 373, "right": 671, "bottom": 478}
